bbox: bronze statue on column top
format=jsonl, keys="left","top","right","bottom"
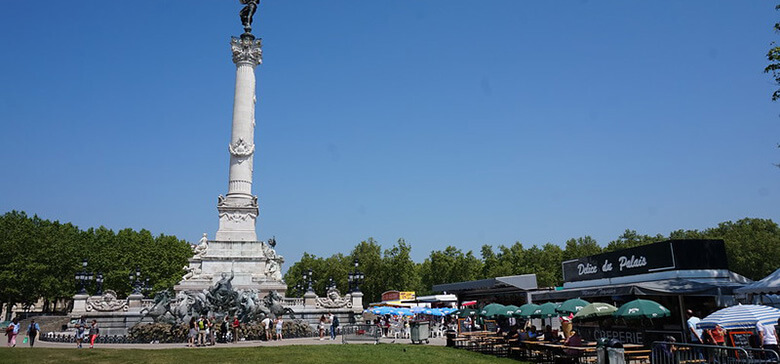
{"left": 239, "top": 0, "right": 259, "bottom": 35}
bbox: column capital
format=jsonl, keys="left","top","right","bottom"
{"left": 231, "top": 35, "right": 262, "bottom": 65}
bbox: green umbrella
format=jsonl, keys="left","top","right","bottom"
{"left": 613, "top": 299, "right": 671, "bottom": 319}
{"left": 572, "top": 302, "right": 618, "bottom": 322}
{"left": 515, "top": 303, "right": 539, "bottom": 318}
{"left": 531, "top": 302, "right": 561, "bottom": 318}
{"left": 480, "top": 303, "right": 507, "bottom": 318}
{"left": 557, "top": 298, "right": 590, "bottom": 315}
{"left": 456, "top": 308, "right": 478, "bottom": 318}
{"left": 499, "top": 305, "right": 520, "bottom": 317}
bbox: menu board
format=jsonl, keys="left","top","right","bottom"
{"left": 728, "top": 330, "right": 754, "bottom": 349}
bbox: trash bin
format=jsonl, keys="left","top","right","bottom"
{"left": 596, "top": 339, "right": 624, "bottom": 364}
{"left": 410, "top": 321, "right": 430, "bottom": 344}
{"left": 446, "top": 330, "right": 457, "bottom": 347}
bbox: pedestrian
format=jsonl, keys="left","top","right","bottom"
{"left": 709, "top": 324, "right": 726, "bottom": 346}
{"left": 757, "top": 321, "right": 779, "bottom": 354}
{"left": 221, "top": 316, "right": 229, "bottom": 343}
{"left": 318, "top": 315, "right": 326, "bottom": 340}
{"left": 197, "top": 316, "right": 207, "bottom": 346}
{"left": 75, "top": 323, "right": 86, "bottom": 348}
{"left": 27, "top": 319, "right": 40, "bottom": 347}
{"left": 88, "top": 319, "right": 99, "bottom": 348}
{"left": 330, "top": 313, "right": 340, "bottom": 340}
{"left": 261, "top": 315, "right": 272, "bottom": 341}
{"left": 208, "top": 316, "right": 216, "bottom": 346}
{"left": 275, "top": 317, "right": 283, "bottom": 340}
{"left": 187, "top": 317, "right": 197, "bottom": 347}
{"left": 5, "top": 318, "right": 20, "bottom": 347}
{"left": 232, "top": 316, "right": 240, "bottom": 343}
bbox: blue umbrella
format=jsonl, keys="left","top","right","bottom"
{"left": 698, "top": 304, "right": 780, "bottom": 330}
{"left": 441, "top": 307, "right": 458, "bottom": 315}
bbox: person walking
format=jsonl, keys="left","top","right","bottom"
{"left": 88, "top": 320, "right": 99, "bottom": 348}
{"left": 75, "top": 323, "right": 86, "bottom": 348}
{"left": 5, "top": 318, "right": 20, "bottom": 347}
{"left": 275, "top": 317, "right": 283, "bottom": 341}
{"left": 27, "top": 319, "right": 40, "bottom": 347}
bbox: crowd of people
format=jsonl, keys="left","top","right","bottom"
{"left": 185, "top": 315, "right": 288, "bottom": 347}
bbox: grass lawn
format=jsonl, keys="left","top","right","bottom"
{"left": 0, "top": 344, "right": 521, "bottom": 364}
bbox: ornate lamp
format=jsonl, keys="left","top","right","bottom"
{"left": 75, "top": 259, "right": 92, "bottom": 294}
{"left": 347, "top": 258, "right": 364, "bottom": 293}
{"left": 95, "top": 272, "right": 104, "bottom": 296}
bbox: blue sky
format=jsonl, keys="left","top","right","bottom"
{"left": 1, "top": 1, "right": 778, "bottom": 268}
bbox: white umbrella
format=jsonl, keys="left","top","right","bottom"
{"left": 697, "top": 304, "right": 780, "bottom": 330}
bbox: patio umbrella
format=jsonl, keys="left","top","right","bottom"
{"left": 480, "top": 303, "right": 507, "bottom": 318}
{"left": 613, "top": 299, "right": 671, "bottom": 319}
{"left": 441, "top": 307, "right": 458, "bottom": 315}
{"left": 572, "top": 302, "right": 618, "bottom": 322}
{"left": 514, "top": 303, "right": 539, "bottom": 318}
{"left": 410, "top": 306, "right": 426, "bottom": 314}
{"left": 456, "top": 308, "right": 478, "bottom": 318}
{"left": 499, "top": 305, "right": 521, "bottom": 317}
{"left": 531, "top": 302, "right": 561, "bottom": 318}
{"left": 697, "top": 304, "right": 780, "bottom": 330}
{"left": 557, "top": 298, "right": 590, "bottom": 315}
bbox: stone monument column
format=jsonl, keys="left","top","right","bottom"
{"left": 215, "top": 33, "right": 263, "bottom": 243}
{"left": 176, "top": 0, "right": 286, "bottom": 297}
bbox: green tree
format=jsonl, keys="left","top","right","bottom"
{"left": 766, "top": 5, "right": 780, "bottom": 101}
{"left": 604, "top": 229, "right": 665, "bottom": 252}
{"left": 562, "top": 236, "right": 602, "bottom": 261}
{"left": 702, "top": 218, "right": 780, "bottom": 281}
{"left": 349, "top": 238, "right": 385, "bottom": 304}
{"left": 381, "top": 239, "right": 422, "bottom": 294}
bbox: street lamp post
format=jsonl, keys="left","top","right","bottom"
{"left": 306, "top": 268, "right": 314, "bottom": 292}
{"left": 129, "top": 266, "right": 143, "bottom": 295}
{"left": 75, "top": 259, "right": 93, "bottom": 295}
{"left": 347, "top": 258, "right": 364, "bottom": 293}
{"left": 95, "top": 272, "right": 104, "bottom": 296}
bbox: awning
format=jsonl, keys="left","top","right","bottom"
{"left": 532, "top": 278, "right": 744, "bottom": 301}
{"left": 735, "top": 268, "right": 780, "bottom": 295}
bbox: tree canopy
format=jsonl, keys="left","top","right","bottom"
{"left": 285, "top": 218, "right": 780, "bottom": 303}
{"left": 0, "top": 211, "right": 192, "bottom": 315}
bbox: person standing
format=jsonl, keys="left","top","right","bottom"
{"left": 220, "top": 316, "right": 229, "bottom": 343}
{"left": 330, "top": 314, "right": 340, "bottom": 340}
{"left": 708, "top": 324, "right": 726, "bottom": 346}
{"left": 318, "top": 315, "right": 326, "bottom": 340}
{"left": 275, "top": 317, "right": 283, "bottom": 341}
{"left": 261, "top": 316, "right": 272, "bottom": 341}
{"left": 208, "top": 316, "right": 216, "bottom": 346}
{"left": 686, "top": 310, "right": 703, "bottom": 344}
{"left": 757, "top": 321, "right": 780, "bottom": 354}
{"left": 197, "top": 316, "right": 207, "bottom": 346}
{"left": 88, "top": 320, "right": 99, "bottom": 348}
{"left": 187, "top": 317, "right": 197, "bottom": 348}
{"left": 232, "top": 316, "right": 240, "bottom": 343}
{"left": 27, "top": 319, "right": 40, "bottom": 347}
